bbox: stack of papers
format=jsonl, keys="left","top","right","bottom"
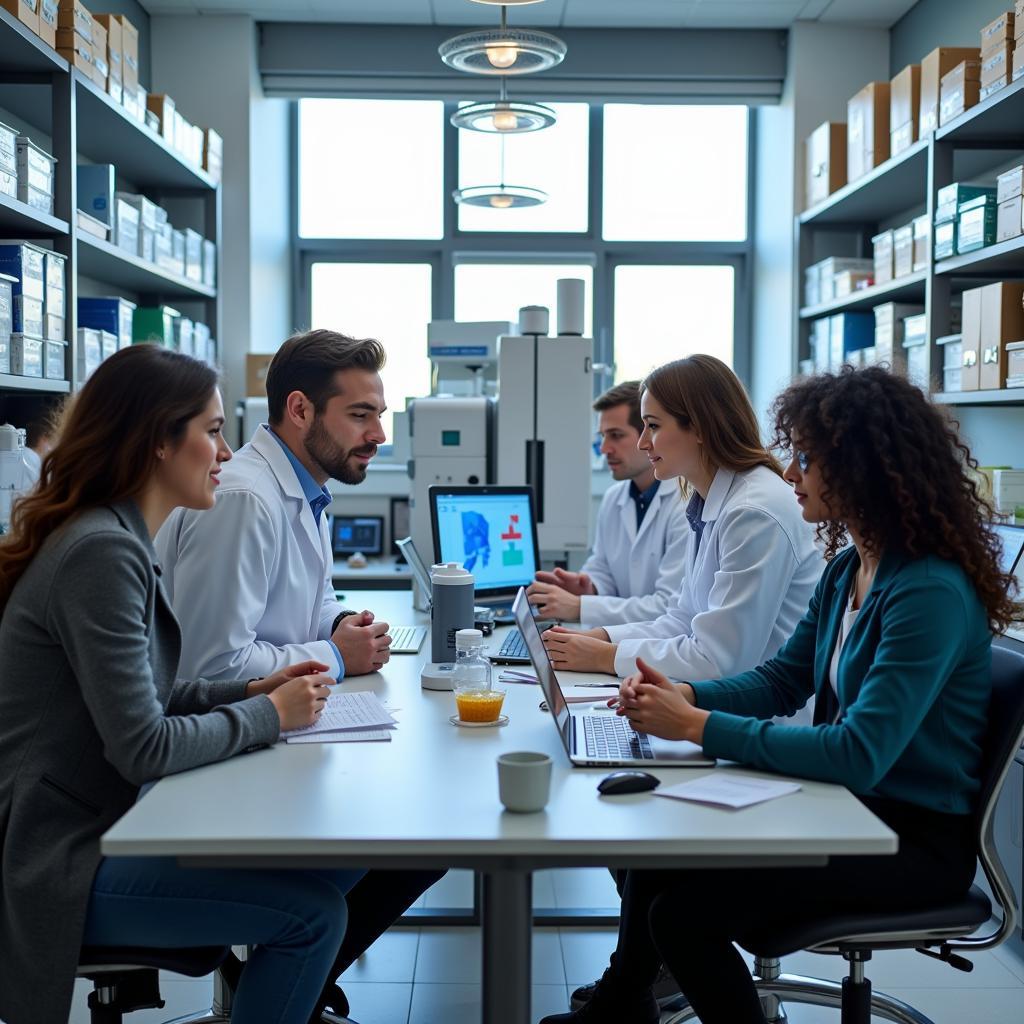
{"left": 654, "top": 774, "right": 801, "bottom": 809}
{"left": 282, "top": 691, "right": 397, "bottom": 744}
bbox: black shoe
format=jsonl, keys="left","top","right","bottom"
{"left": 540, "top": 970, "right": 659, "bottom": 1023}
{"left": 569, "top": 963, "right": 685, "bottom": 1012}
{"left": 309, "top": 983, "right": 350, "bottom": 1024}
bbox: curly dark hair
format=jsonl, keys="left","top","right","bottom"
{"left": 772, "top": 365, "right": 1020, "bottom": 634}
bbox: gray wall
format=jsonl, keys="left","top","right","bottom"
{"left": 890, "top": 0, "right": 1011, "bottom": 71}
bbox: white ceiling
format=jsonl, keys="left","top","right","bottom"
{"left": 139, "top": 0, "right": 921, "bottom": 30}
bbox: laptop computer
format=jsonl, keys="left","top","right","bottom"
{"left": 397, "top": 534, "right": 535, "bottom": 664}
{"left": 993, "top": 522, "right": 1024, "bottom": 576}
{"left": 513, "top": 588, "right": 713, "bottom": 768}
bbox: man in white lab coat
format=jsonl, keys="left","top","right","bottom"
{"left": 156, "top": 329, "right": 442, "bottom": 1021}
{"left": 526, "top": 380, "right": 687, "bottom": 627}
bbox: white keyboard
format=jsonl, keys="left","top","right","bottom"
{"left": 390, "top": 625, "right": 428, "bottom": 654}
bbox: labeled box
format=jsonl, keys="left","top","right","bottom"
{"left": 981, "top": 10, "right": 1015, "bottom": 52}
{"left": 78, "top": 296, "right": 136, "bottom": 351}
{"left": 817, "top": 257, "right": 873, "bottom": 302}
{"left": 184, "top": 229, "right": 203, "bottom": 282}
{"left": 938, "top": 334, "right": 964, "bottom": 392}
{"left": 14, "top": 294, "right": 42, "bottom": 337}
{"left": 11, "top": 333, "right": 43, "bottom": 377}
{"left": 958, "top": 194, "right": 998, "bottom": 253}
{"left": 981, "top": 42, "right": 1013, "bottom": 85}
{"left": 890, "top": 64, "right": 921, "bottom": 147}
{"left": 1, "top": 0, "right": 38, "bottom": 33}
{"left": 37, "top": 0, "right": 57, "bottom": 47}
{"left": 113, "top": 197, "right": 140, "bottom": 255}
{"left": 981, "top": 78, "right": 1010, "bottom": 101}
{"left": 961, "top": 286, "right": 983, "bottom": 391}
{"left": 202, "top": 239, "right": 216, "bottom": 289}
{"left": 912, "top": 215, "right": 930, "bottom": 270}
{"left": 920, "top": 47, "right": 980, "bottom": 135}
{"left": 805, "top": 121, "right": 847, "bottom": 209}
{"left": 133, "top": 305, "right": 179, "bottom": 347}
{"left": 848, "top": 81, "right": 890, "bottom": 182}
{"left": 146, "top": 94, "right": 176, "bottom": 143}
{"left": 57, "top": 35, "right": 94, "bottom": 78}
{"left": 873, "top": 229, "right": 894, "bottom": 285}
{"left": 43, "top": 249, "right": 64, "bottom": 318}
{"left": 980, "top": 281, "right": 1024, "bottom": 390}
{"left": 1006, "top": 340, "right": 1024, "bottom": 387}
{"left": 997, "top": 165, "right": 1024, "bottom": 203}
{"left": 77, "top": 326, "right": 101, "bottom": 379}
{"left": 57, "top": 0, "right": 91, "bottom": 40}
{"left": 117, "top": 15, "right": 139, "bottom": 96}
{"left": 90, "top": 16, "right": 108, "bottom": 88}
{"left": 203, "top": 128, "right": 223, "bottom": 183}
{"left": 940, "top": 60, "right": 981, "bottom": 126}
{"left": 893, "top": 224, "right": 914, "bottom": 278}
{"left": 997, "top": 196, "right": 1023, "bottom": 242}
{"left": 93, "top": 13, "right": 122, "bottom": 91}
{"left": 891, "top": 121, "right": 915, "bottom": 157}
{"left": 43, "top": 337, "right": 65, "bottom": 379}
{"left": 0, "top": 120, "right": 16, "bottom": 174}
{"left": 43, "top": 312, "right": 64, "bottom": 341}
{"left": 99, "top": 328, "right": 116, "bottom": 362}
{"left": 76, "top": 163, "right": 115, "bottom": 226}
{"left": 0, "top": 242, "right": 46, "bottom": 302}
{"left": 874, "top": 301, "right": 924, "bottom": 369}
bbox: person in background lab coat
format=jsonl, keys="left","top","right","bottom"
{"left": 526, "top": 380, "right": 687, "bottom": 627}
{"left": 543, "top": 355, "right": 821, "bottom": 684}
{"left": 155, "top": 328, "right": 442, "bottom": 1023}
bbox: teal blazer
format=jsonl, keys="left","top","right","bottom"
{"left": 691, "top": 546, "right": 992, "bottom": 815}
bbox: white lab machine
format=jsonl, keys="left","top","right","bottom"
{"left": 427, "top": 319, "right": 511, "bottom": 396}
{"left": 407, "top": 395, "right": 494, "bottom": 609}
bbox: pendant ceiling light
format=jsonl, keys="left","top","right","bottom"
{"left": 452, "top": 134, "right": 548, "bottom": 209}
{"left": 439, "top": 4, "right": 566, "bottom": 76}
{"left": 450, "top": 80, "right": 556, "bottom": 134}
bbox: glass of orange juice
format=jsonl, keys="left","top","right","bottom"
{"left": 453, "top": 628, "right": 505, "bottom": 723}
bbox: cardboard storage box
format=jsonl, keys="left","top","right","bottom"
{"left": 1015, "top": 46, "right": 1024, "bottom": 82}
{"left": 805, "top": 121, "right": 846, "bottom": 209}
{"left": 958, "top": 194, "right": 998, "bottom": 253}
{"left": 961, "top": 286, "right": 983, "bottom": 391}
{"left": 93, "top": 13, "right": 122, "bottom": 101}
{"left": 920, "top": 47, "right": 980, "bottom": 135}
{"left": 873, "top": 229, "right": 894, "bottom": 285}
{"left": 997, "top": 196, "right": 1023, "bottom": 242}
{"left": 1, "top": 0, "right": 39, "bottom": 34}
{"left": 37, "top": 0, "right": 57, "bottom": 47}
{"left": 912, "top": 215, "right": 930, "bottom": 270}
{"left": 981, "top": 10, "right": 1015, "bottom": 51}
{"left": 117, "top": 14, "right": 139, "bottom": 96}
{"left": 146, "top": 95, "right": 175, "bottom": 143}
{"left": 57, "top": 0, "right": 91, "bottom": 41}
{"left": 940, "top": 60, "right": 981, "bottom": 125}
{"left": 247, "top": 353, "right": 275, "bottom": 397}
{"left": 981, "top": 78, "right": 1010, "bottom": 102}
{"left": 981, "top": 42, "right": 1013, "bottom": 85}
{"left": 890, "top": 64, "right": 920, "bottom": 153}
{"left": 57, "top": 36, "right": 94, "bottom": 77}
{"left": 893, "top": 224, "right": 914, "bottom": 277}
{"left": 848, "top": 82, "right": 890, "bottom": 182}
{"left": 874, "top": 302, "right": 924, "bottom": 369}
{"left": 980, "top": 281, "right": 1024, "bottom": 390}
{"left": 817, "top": 257, "right": 873, "bottom": 302}
{"left": 90, "top": 16, "right": 107, "bottom": 88}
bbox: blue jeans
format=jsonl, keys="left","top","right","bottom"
{"left": 83, "top": 857, "right": 365, "bottom": 1024}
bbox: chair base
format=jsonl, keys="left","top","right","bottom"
{"left": 662, "top": 971, "right": 935, "bottom": 1024}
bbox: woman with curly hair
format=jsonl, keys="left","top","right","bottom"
{"left": 540, "top": 366, "right": 1018, "bottom": 1024}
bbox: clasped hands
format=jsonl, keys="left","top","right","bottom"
{"left": 610, "top": 658, "right": 709, "bottom": 746}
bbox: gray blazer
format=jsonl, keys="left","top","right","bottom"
{"left": 0, "top": 500, "right": 280, "bottom": 1024}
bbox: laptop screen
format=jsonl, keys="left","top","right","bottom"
{"left": 396, "top": 536, "right": 432, "bottom": 601}
{"left": 993, "top": 523, "right": 1024, "bottom": 575}
{"left": 430, "top": 486, "right": 540, "bottom": 600}
{"left": 513, "top": 587, "right": 574, "bottom": 756}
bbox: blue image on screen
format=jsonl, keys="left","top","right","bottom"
{"left": 461, "top": 511, "right": 491, "bottom": 572}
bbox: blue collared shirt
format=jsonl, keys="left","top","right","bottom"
{"left": 629, "top": 477, "right": 662, "bottom": 531}
{"left": 265, "top": 426, "right": 344, "bottom": 679}
{"left": 685, "top": 491, "right": 706, "bottom": 551}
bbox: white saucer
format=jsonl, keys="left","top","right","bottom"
{"left": 449, "top": 714, "right": 509, "bottom": 729}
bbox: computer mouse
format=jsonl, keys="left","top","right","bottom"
{"left": 597, "top": 770, "right": 660, "bottom": 795}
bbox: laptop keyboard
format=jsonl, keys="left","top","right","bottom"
{"left": 583, "top": 715, "right": 655, "bottom": 760}
{"left": 497, "top": 629, "right": 529, "bottom": 660}
{"left": 389, "top": 625, "right": 427, "bottom": 654}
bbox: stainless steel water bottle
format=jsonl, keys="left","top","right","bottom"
{"left": 429, "top": 562, "right": 475, "bottom": 664}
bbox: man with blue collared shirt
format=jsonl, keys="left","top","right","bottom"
{"left": 157, "top": 330, "right": 392, "bottom": 682}
{"left": 156, "top": 330, "right": 443, "bottom": 1023}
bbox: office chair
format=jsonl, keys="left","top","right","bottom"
{"left": 76, "top": 948, "right": 355, "bottom": 1023}
{"left": 665, "top": 644, "right": 1024, "bottom": 1024}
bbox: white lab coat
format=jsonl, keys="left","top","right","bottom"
{"left": 605, "top": 466, "right": 822, "bottom": 685}
{"left": 155, "top": 426, "right": 345, "bottom": 681}
{"left": 578, "top": 479, "right": 688, "bottom": 627}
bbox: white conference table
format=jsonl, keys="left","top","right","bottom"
{"left": 102, "top": 592, "right": 897, "bottom": 1024}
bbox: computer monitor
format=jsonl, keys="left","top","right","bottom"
{"left": 331, "top": 515, "right": 384, "bottom": 557}
{"left": 993, "top": 523, "right": 1024, "bottom": 575}
{"left": 429, "top": 485, "right": 540, "bottom": 602}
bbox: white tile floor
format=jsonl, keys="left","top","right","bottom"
{"left": 68, "top": 868, "right": 1024, "bottom": 1024}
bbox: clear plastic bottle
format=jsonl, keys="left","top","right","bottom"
{"left": 453, "top": 629, "right": 504, "bottom": 722}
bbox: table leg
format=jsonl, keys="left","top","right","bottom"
{"left": 481, "top": 867, "right": 533, "bottom": 1024}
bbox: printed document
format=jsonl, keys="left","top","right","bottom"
{"left": 280, "top": 691, "right": 397, "bottom": 739}
{"left": 654, "top": 774, "right": 801, "bottom": 809}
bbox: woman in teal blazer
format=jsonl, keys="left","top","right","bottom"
{"left": 541, "top": 366, "right": 1019, "bottom": 1024}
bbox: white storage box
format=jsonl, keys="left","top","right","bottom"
{"left": 11, "top": 333, "right": 43, "bottom": 377}
{"left": 938, "top": 334, "right": 963, "bottom": 392}
{"left": 43, "top": 338, "right": 67, "bottom": 380}
{"left": 77, "top": 327, "right": 102, "bottom": 380}
{"left": 114, "top": 199, "right": 141, "bottom": 255}
{"left": 99, "top": 330, "right": 118, "bottom": 362}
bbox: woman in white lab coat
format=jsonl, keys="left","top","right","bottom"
{"left": 542, "top": 354, "right": 821, "bottom": 685}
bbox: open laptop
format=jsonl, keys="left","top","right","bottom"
{"left": 993, "top": 522, "right": 1024, "bottom": 576}
{"left": 513, "top": 588, "right": 712, "bottom": 768}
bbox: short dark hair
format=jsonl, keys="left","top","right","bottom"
{"left": 266, "top": 329, "right": 386, "bottom": 424}
{"left": 593, "top": 380, "right": 643, "bottom": 435}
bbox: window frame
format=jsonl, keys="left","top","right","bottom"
{"left": 292, "top": 102, "right": 756, "bottom": 394}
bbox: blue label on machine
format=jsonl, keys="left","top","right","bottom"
{"left": 429, "top": 346, "right": 490, "bottom": 356}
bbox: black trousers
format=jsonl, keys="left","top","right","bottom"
{"left": 607, "top": 797, "right": 977, "bottom": 1024}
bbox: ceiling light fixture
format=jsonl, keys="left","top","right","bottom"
{"left": 450, "top": 80, "right": 556, "bottom": 134}
{"left": 452, "top": 134, "right": 548, "bottom": 209}
{"left": 439, "top": 4, "right": 566, "bottom": 76}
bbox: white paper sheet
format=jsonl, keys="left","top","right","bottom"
{"left": 280, "top": 691, "right": 397, "bottom": 739}
{"left": 286, "top": 729, "right": 393, "bottom": 744}
{"left": 654, "top": 775, "right": 801, "bottom": 809}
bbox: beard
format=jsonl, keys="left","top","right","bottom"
{"left": 304, "top": 416, "right": 377, "bottom": 484}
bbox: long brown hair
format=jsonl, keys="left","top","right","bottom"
{"left": 0, "top": 345, "right": 218, "bottom": 607}
{"left": 772, "top": 365, "right": 1020, "bottom": 633}
{"left": 641, "top": 355, "right": 782, "bottom": 482}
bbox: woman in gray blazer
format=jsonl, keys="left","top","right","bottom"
{"left": 0, "top": 346, "right": 363, "bottom": 1024}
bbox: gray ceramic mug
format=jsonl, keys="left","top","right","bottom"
{"left": 497, "top": 751, "right": 553, "bottom": 813}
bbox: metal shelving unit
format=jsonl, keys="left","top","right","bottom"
{"left": 795, "top": 79, "right": 1024, "bottom": 408}
{"left": 0, "top": 6, "right": 221, "bottom": 420}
